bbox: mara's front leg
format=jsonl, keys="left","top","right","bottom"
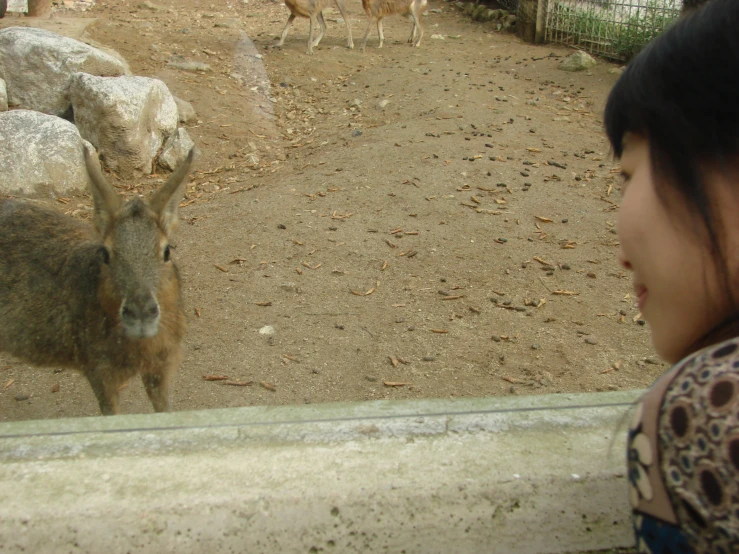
{"left": 85, "top": 365, "right": 121, "bottom": 416}
{"left": 141, "top": 356, "right": 178, "bottom": 413}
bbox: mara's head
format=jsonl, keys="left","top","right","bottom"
{"left": 84, "top": 146, "right": 195, "bottom": 339}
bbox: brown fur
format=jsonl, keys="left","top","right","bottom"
{"left": 278, "top": 0, "right": 354, "bottom": 55}
{"left": 360, "top": 0, "right": 427, "bottom": 51}
{"left": 0, "top": 147, "right": 195, "bottom": 415}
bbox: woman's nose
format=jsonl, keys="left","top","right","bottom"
{"left": 617, "top": 247, "right": 632, "bottom": 270}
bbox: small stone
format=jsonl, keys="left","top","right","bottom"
{"left": 559, "top": 51, "right": 597, "bottom": 72}
{"left": 259, "top": 325, "right": 275, "bottom": 336}
{"left": 335, "top": 324, "right": 345, "bottom": 330}
{"left": 422, "top": 356, "right": 436, "bottom": 362}
{"left": 139, "top": 1, "right": 163, "bottom": 10}
{"left": 14, "top": 394, "right": 30, "bottom": 402}
{"left": 280, "top": 282, "right": 298, "bottom": 292}
{"left": 492, "top": 335, "right": 501, "bottom": 342}
{"left": 365, "top": 375, "right": 378, "bottom": 382}
{"left": 531, "top": 344, "right": 540, "bottom": 350}
{"left": 352, "top": 129, "right": 362, "bottom": 137}
{"left": 277, "top": 223, "right": 287, "bottom": 229}
{"left": 166, "top": 59, "right": 213, "bottom": 72}
{"left": 214, "top": 19, "right": 242, "bottom": 28}
{"left": 377, "top": 99, "right": 390, "bottom": 109}
{"left": 561, "top": 218, "right": 568, "bottom": 223}
{"left": 329, "top": 226, "right": 338, "bottom": 231}
{"left": 584, "top": 338, "right": 598, "bottom": 345}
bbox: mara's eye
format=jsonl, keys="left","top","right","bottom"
{"left": 164, "top": 245, "right": 171, "bottom": 262}
{"left": 99, "top": 246, "right": 111, "bottom": 265}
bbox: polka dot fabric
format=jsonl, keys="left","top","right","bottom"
{"left": 658, "top": 338, "right": 739, "bottom": 552}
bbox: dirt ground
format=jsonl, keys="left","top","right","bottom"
{"left": 0, "top": 0, "right": 667, "bottom": 421}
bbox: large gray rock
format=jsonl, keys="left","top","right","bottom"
{"left": 174, "top": 96, "right": 197, "bottom": 125}
{"left": 559, "top": 51, "right": 597, "bottom": 72}
{"left": 0, "top": 27, "right": 128, "bottom": 117}
{"left": 0, "top": 110, "right": 94, "bottom": 198}
{"left": 0, "top": 79, "right": 7, "bottom": 112}
{"left": 70, "top": 73, "right": 179, "bottom": 176}
{"left": 159, "top": 128, "right": 195, "bottom": 171}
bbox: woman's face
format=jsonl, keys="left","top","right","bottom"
{"left": 617, "top": 135, "right": 739, "bottom": 363}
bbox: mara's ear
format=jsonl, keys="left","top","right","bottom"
{"left": 149, "top": 147, "right": 196, "bottom": 234}
{"left": 84, "top": 144, "right": 121, "bottom": 234}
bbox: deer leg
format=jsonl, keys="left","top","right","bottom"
{"left": 409, "top": 8, "right": 423, "bottom": 46}
{"left": 360, "top": 17, "right": 374, "bottom": 52}
{"left": 377, "top": 18, "right": 384, "bottom": 48}
{"left": 335, "top": 0, "right": 354, "bottom": 49}
{"left": 278, "top": 14, "right": 296, "bottom": 47}
{"left": 312, "top": 11, "right": 327, "bottom": 48}
{"left": 306, "top": 15, "right": 317, "bottom": 54}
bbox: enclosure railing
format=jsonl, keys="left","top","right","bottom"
{"left": 542, "top": 0, "right": 682, "bottom": 60}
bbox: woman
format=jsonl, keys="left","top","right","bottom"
{"left": 605, "top": 0, "right": 739, "bottom": 551}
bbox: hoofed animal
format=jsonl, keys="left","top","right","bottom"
{"left": 0, "top": 146, "right": 195, "bottom": 415}
{"left": 360, "top": 0, "right": 427, "bottom": 51}
{"left": 278, "top": 0, "right": 354, "bottom": 55}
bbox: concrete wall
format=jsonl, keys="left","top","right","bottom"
{"left": 0, "top": 391, "right": 640, "bottom": 553}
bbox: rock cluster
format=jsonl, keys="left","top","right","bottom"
{"left": 455, "top": 2, "right": 518, "bottom": 31}
{"left": 0, "top": 27, "right": 197, "bottom": 197}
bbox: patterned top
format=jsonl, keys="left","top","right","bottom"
{"left": 629, "top": 337, "right": 739, "bottom": 553}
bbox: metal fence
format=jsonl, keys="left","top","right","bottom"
{"left": 496, "top": 0, "right": 520, "bottom": 11}
{"left": 543, "top": 0, "right": 683, "bottom": 60}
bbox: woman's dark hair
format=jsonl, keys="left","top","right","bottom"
{"left": 604, "top": 0, "right": 739, "bottom": 312}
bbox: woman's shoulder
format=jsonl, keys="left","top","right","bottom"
{"left": 656, "top": 336, "right": 739, "bottom": 551}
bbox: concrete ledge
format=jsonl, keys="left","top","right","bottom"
{"left": 0, "top": 391, "right": 641, "bottom": 553}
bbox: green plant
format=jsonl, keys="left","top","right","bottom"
{"left": 552, "top": 0, "right": 680, "bottom": 61}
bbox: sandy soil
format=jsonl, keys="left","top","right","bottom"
{"left": 0, "top": 0, "right": 667, "bottom": 421}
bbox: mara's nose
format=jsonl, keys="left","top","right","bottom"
{"left": 121, "top": 293, "right": 160, "bottom": 326}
